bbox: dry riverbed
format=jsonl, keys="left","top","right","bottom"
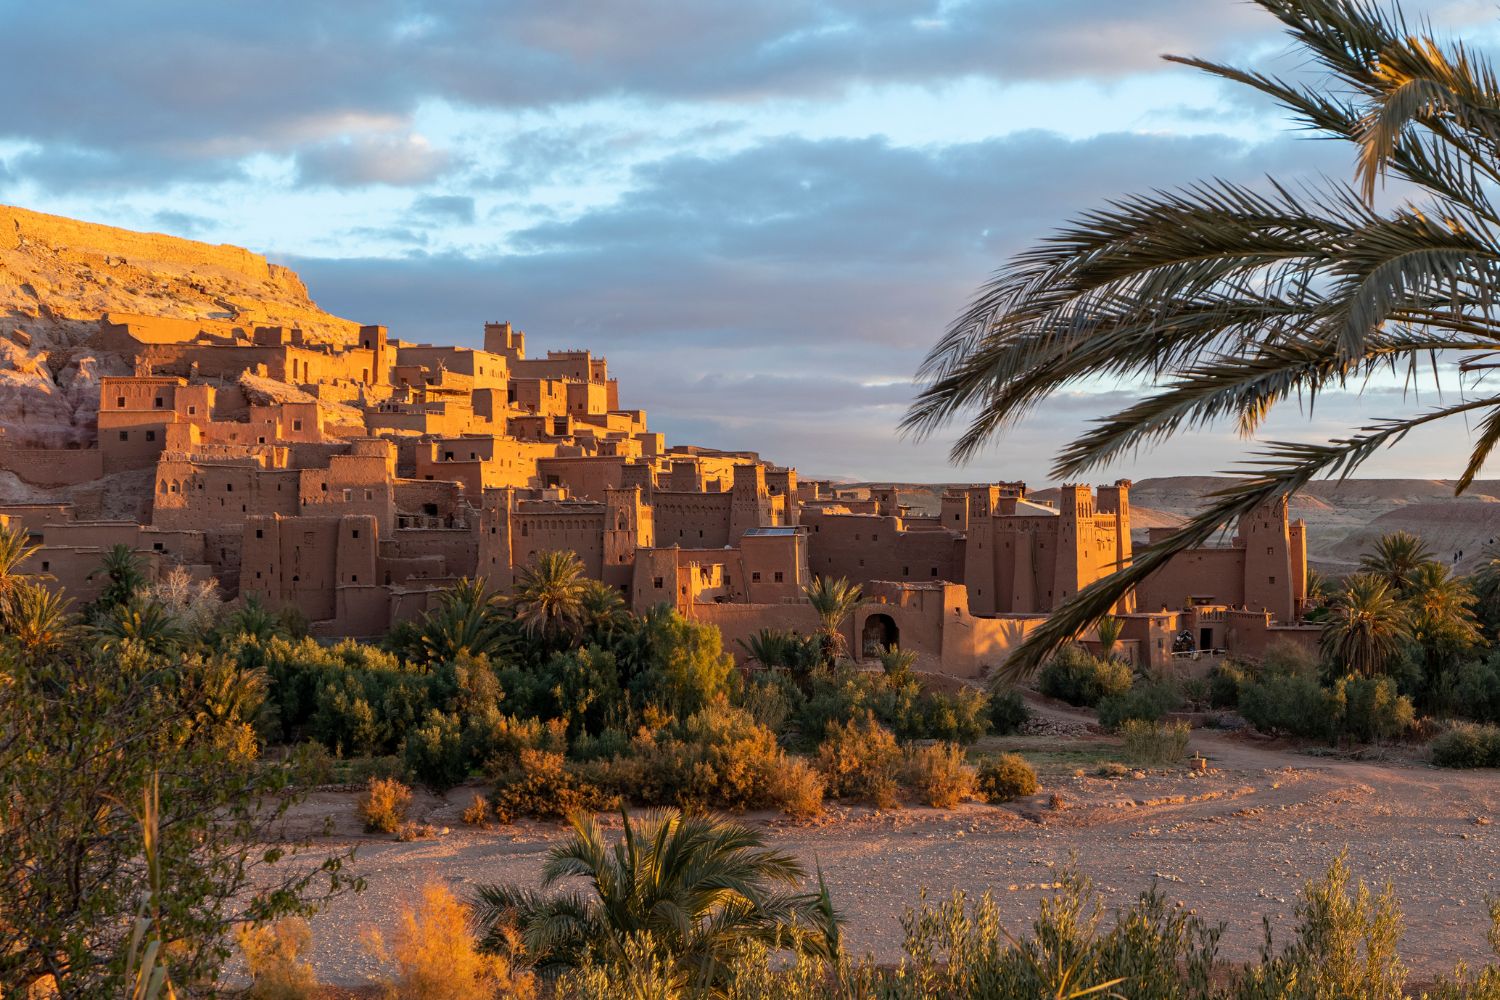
{"left": 267, "top": 709, "right": 1500, "bottom": 989}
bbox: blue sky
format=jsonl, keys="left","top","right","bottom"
{"left": 3, "top": 0, "right": 1498, "bottom": 484}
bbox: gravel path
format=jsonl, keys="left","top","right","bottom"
{"left": 267, "top": 719, "right": 1500, "bottom": 988}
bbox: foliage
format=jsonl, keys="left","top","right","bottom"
{"left": 416, "top": 577, "right": 511, "bottom": 664}
{"left": 358, "top": 776, "right": 413, "bottom": 834}
{"left": 366, "top": 882, "right": 536, "bottom": 1000}
{"left": 1335, "top": 675, "right": 1416, "bottom": 743}
{"left": 903, "top": 743, "right": 977, "bottom": 808}
{"left": 1037, "top": 645, "right": 1132, "bottom": 707}
{"left": 739, "top": 628, "right": 821, "bottom": 673}
{"left": 977, "top": 753, "right": 1040, "bottom": 802}
{"left": 468, "top": 808, "right": 840, "bottom": 988}
{"left": 1120, "top": 720, "right": 1191, "bottom": 767}
{"left": 903, "top": 0, "right": 1500, "bottom": 677}
{"left": 621, "top": 705, "right": 807, "bottom": 815}
{"left": 767, "top": 758, "right": 826, "bottom": 821}
{"left": 1233, "top": 852, "right": 1405, "bottom": 1000}
{"left": 1360, "top": 531, "right": 1437, "bottom": 595}
{"left": 1208, "top": 662, "right": 1246, "bottom": 709}
{"left": 803, "top": 575, "right": 863, "bottom": 666}
{"left": 1431, "top": 724, "right": 1500, "bottom": 769}
{"left": 627, "top": 609, "right": 737, "bottom": 718}
{"left": 91, "top": 542, "right": 147, "bottom": 612}
{"left": 1405, "top": 561, "right": 1482, "bottom": 682}
{"left": 1239, "top": 671, "right": 1414, "bottom": 743}
{"left": 1322, "top": 573, "right": 1408, "bottom": 677}
{"left": 237, "top": 918, "right": 317, "bottom": 1000}
{"left": 489, "top": 748, "right": 616, "bottom": 824}
{"left": 402, "top": 710, "right": 469, "bottom": 792}
{"left": 511, "top": 550, "right": 590, "bottom": 647}
{"left": 987, "top": 686, "right": 1031, "bottom": 734}
{"left": 0, "top": 639, "right": 354, "bottom": 995}
{"left": 795, "top": 665, "right": 991, "bottom": 747}
{"left": 1239, "top": 672, "right": 1344, "bottom": 741}
{"left": 817, "top": 713, "right": 901, "bottom": 808}
{"left": 1451, "top": 655, "right": 1500, "bottom": 724}
{"left": 1096, "top": 680, "right": 1181, "bottom": 731}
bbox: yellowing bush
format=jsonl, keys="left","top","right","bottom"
{"left": 769, "top": 757, "right": 826, "bottom": 820}
{"left": 904, "top": 743, "right": 977, "bottom": 809}
{"left": 489, "top": 748, "right": 615, "bottom": 823}
{"left": 358, "top": 776, "right": 412, "bottom": 834}
{"left": 365, "top": 882, "right": 535, "bottom": 1000}
{"left": 237, "top": 917, "right": 317, "bottom": 1000}
{"left": 977, "top": 753, "right": 1039, "bottom": 802}
{"left": 817, "top": 713, "right": 900, "bottom": 808}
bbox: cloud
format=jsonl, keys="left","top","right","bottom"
{"left": 294, "top": 133, "right": 453, "bottom": 188}
{"left": 287, "top": 126, "right": 1354, "bottom": 480}
{"left": 151, "top": 209, "right": 218, "bottom": 237}
{"left": 6, "top": 146, "right": 245, "bottom": 192}
{"left": 408, "top": 194, "right": 476, "bottom": 223}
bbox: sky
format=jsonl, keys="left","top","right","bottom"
{"left": 3, "top": 0, "right": 1499, "bottom": 485}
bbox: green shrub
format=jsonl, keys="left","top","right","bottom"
{"left": 903, "top": 687, "right": 990, "bottom": 745}
{"left": 489, "top": 748, "right": 616, "bottom": 823}
{"left": 569, "top": 727, "right": 631, "bottom": 762}
{"left": 1037, "top": 645, "right": 1132, "bottom": 707}
{"left": 1207, "top": 662, "right": 1245, "bottom": 708}
{"left": 1238, "top": 672, "right": 1341, "bottom": 740}
{"left": 903, "top": 743, "right": 977, "bottom": 808}
{"left": 987, "top": 686, "right": 1030, "bottom": 735}
{"left": 1334, "top": 675, "right": 1415, "bottom": 743}
{"left": 1120, "top": 720, "right": 1191, "bottom": 767}
{"left": 624, "top": 705, "right": 794, "bottom": 813}
{"left": 737, "top": 672, "right": 801, "bottom": 733}
{"left": 358, "top": 776, "right": 412, "bottom": 834}
{"left": 1096, "top": 680, "right": 1180, "bottom": 731}
{"left": 817, "top": 713, "right": 901, "bottom": 808}
{"left": 1260, "top": 640, "right": 1321, "bottom": 677}
{"left": 976, "top": 753, "right": 1039, "bottom": 802}
{"left": 1451, "top": 656, "right": 1500, "bottom": 724}
{"left": 462, "top": 710, "right": 565, "bottom": 769}
{"left": 1431, "top": 723, "right": 1500, "bottom": 768}
{"left": 401, "top": 710, "right": 468, "bottom": 792}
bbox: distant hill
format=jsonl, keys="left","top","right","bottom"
{"left": 0, "top": 204, "right": 358, "bottom": 447}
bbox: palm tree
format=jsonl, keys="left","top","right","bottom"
{"left": 99, "top": 600, "right": 184, "bottom": 655}
{"left": 1359, "top": 531, "right": 1436, "bottom": 594}
{"left": 224, "top": 595, "right": 288, "bottom": 644}
{"left": 1320, "top": 573, "right": 1407, "bottom": 677}
{"left": 469, "top": 808, "right": 839, "bottom": 991}
{"left": 511, "top": 551, "right": 589, "bottom": 645}
{"left": 0, "top": 521, "right": 40, "bottom": 602}
{"left": 1094, "top": 616, "right": 1124, "bottom": 662}
{"left": 418, "top": 577, "right": 510, "bottom": 663}
{"left": 903, "top": 0, "right": 1500, "bottom": 677}
{"left": 580, "top": 579, "right": 631, "bottom": 646}
{"left": 1404, "top": 561, "right": 1480, "bottom": 676}
{"left": 4, "top": 581, "right": 77, "bottom": 653}
{"left": 1305, "top": 569, "right": 1330, "bottom": 608}
{"left": 91, "top": 544, "right": 145, "bottom": 611}
{"left": 802, "top": 576, "right": 862, "bottom": 667}
{"left": 877, "top": 644, "right": 918, "bottom": 682}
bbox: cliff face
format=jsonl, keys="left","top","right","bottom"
{"left": 0, "top": 205, "right": 359, "bottom": 446}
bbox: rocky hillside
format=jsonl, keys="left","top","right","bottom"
{"left": 0, "top": 204, "right": 359, "bottom": 446}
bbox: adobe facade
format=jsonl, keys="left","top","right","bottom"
{"left": 0, "top": 312, "right": 1317, "bottom": 676}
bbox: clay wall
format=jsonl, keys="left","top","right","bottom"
{"left": 0, "top": 446, "right": 103, "bottom": 486}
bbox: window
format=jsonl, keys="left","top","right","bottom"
{"left": 153, "top": 542, "right": 163, "bottom": 551}
{"left": 320, "top": 482, "right": 328, "bottom": 492}
{"left": 188, "top": 405, "right": 196, "bottom": 415}
{"left": 653, "top": 577, "right": 664, "bottom": 589}
{"left": 292, "top": 419, "right": 303, "bottom": 432}
{"left": 343, "top": 489, "right": 352, "bottom": 502}
{"left": 930, "top": 567, "right": 938, "bottom": 577}
{"left": 40, "top": 561, "right": 48, "bottom": 571}
{"left": 351, "top": 574, "right": 358, "bottom": 582}
{"left": 118, "top": 430, "right": 129, "bottom": 441}
{"left": 352, "top": 529, "right": 360, "bottom": 539}
{"left": 773, "top": 571, "right": 784, "bottom": 583}
{"left": 255, "top": 529, "right": 264, "bottom": 539}
{"left": 226, "top": 483, "right": 233, "bottom": 492}
{"left": 902, "top": 565, "right": 909, "bottom": 575}
{"left": 444, "top": 451, "right": 455, "bottom": 461}
{"left": 258, "top": 436, "right": 266, "bottom": 444}
{"left": 752, "top": 571, "right": 762, "bottom": 583}
{"left": 873, "top": 534, "right": 879, "bottom": 542}
{"left": 1270, "top": 576, "right": 1277, "bottom": 584}
{"left": 116, "top": 396, "right": 125, "bottom": 408}
{"left": 154, "top": 397, "right": 164, "bottom": 408}
{"left": 144, "top": 430, "right": 156, "bottom": 442}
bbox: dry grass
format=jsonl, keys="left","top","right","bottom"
{"left": 357, "top": 777, "right": 411, "bottom": 835}
{"left": 363, "top": 882, "right": 535, "bottom": 1000}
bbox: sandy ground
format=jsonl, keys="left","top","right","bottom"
{"left": 267, "top": 705, "right": 1500, "bottom": 989}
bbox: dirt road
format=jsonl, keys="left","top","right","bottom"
{"left": 276, "top": 720, "right": 1500, "bottom": 988}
